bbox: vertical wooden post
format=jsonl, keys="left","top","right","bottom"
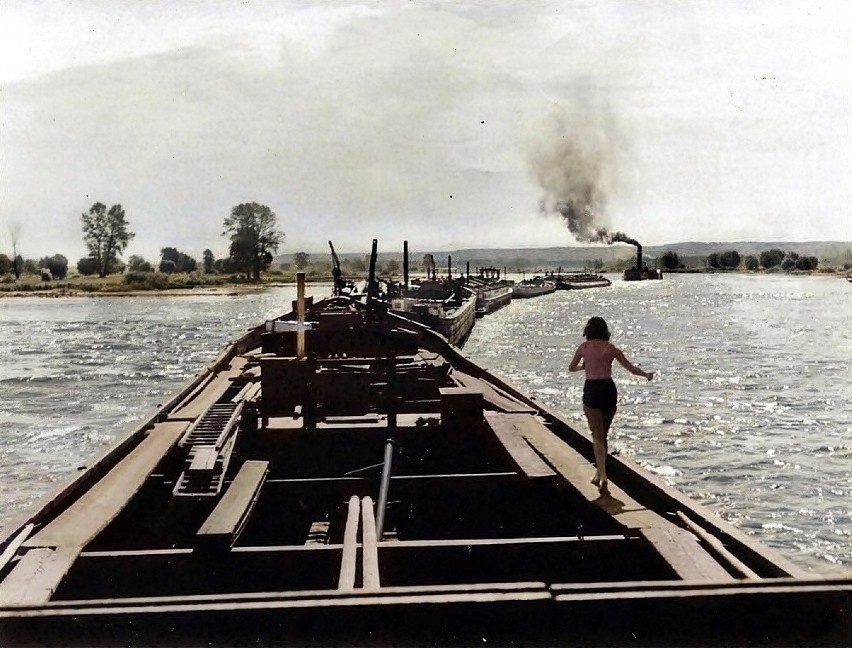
{"left": 403, "top": 240, "right": 409, "bottom": 293}
{"left": 466, "top": 261, "right": 470, "bottom": 285}
{"left": 296, "top": 272, "right": 306, "bottom": 359}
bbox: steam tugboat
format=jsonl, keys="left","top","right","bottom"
{"left": 622, "top": 243, "right": 662, "bottom": 281}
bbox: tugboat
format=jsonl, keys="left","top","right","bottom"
{"left": 622, "top": 244, "right": 662, "bottom": 281}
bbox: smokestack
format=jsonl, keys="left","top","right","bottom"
{"left": 448, "top": 255, "right": 452, "bottom": 279}
{"left": 636, "top": 244, "right": 642, "bottom": 271}
{"left": 403, "top": 240, "right": 409, "bottom": 291}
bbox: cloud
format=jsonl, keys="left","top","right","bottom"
{"left": 1, "top": 1, "right": 850, "bottom": 262}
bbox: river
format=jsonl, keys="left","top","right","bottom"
{"left": 1, "top": 273, "right": 850, "bottom": 575}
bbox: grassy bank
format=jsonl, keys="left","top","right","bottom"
{"left": 0, "top": 269, "right": 336, "bottom": 297}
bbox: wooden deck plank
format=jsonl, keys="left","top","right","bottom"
{"left": 641, "top": 526, "right": 733, "bottom": 581}
{"left": 515, "top": 414, "right": 735, "bottom": 581}
{"left": 188, "top": 445, "right": 218, "bottom": 473}
{"left": 338, "top": 496, "right": 360, "bottom": 591}
{"left": 197, "top": 461, "right": 269, "bottom": 549}
{"left": 24, "top": 422, "right": 188, "bottom": 549}
{"left": 361, "top": 497, "right": 380, "bottom": 590}
{"left": 450, "top": 370, "right": 536, "bottom": 413}
{"left": 169, "top": 357, "right": 248, "bottom": 421}
{"left": 484, "top": 412, "right": 557, "bottom": 479}
{"left": 0, "top": 546, "right": 82, "bottom": 606}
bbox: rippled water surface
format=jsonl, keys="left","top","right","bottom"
{"left": 464, "top": 273, "right": 851, "bottom": 574}
{"left": 1, "top": 275, "right": 850, "bottom": 574}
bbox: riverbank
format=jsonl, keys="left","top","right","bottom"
{"left": 0, "top": 284, "right": 271, "bottom": 298}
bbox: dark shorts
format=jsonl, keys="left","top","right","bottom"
{"left": 583, "top": 378, "right": 617, "bottom": 410}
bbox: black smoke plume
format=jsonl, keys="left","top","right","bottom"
{"left": 530, "top": 102, "right": 638, "bottom": 248}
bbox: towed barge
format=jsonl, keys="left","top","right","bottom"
{"left": 0, "top": 284, "right": 849, "bottom": 646}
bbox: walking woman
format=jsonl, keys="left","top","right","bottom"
{"left": 569, "top": 317, "right": 653, "bottom": 494}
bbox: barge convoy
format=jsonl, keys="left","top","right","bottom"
{"left": 0, "top": 244, "right": 849, "bottom": 646}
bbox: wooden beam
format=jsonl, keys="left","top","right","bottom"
{"left": 196, "top": 461, "right": 269, "bottom": 552}
{"left": 24, "top": 422, "right": 188, "bottom": 549}
{"left": 484, "top": 412, "right": 557, "bottom": 479}
{"left": 361, "top": 497, "right": 380, "bottom": 589}
{"left": 451, "top": 369, "right": 536, "bottom": 413}
{"left": 0, "top": 546, "right": 81, "bottom": 606}
{"left": 516, "top": 414, "right": 735, "bottom": 581}
{"left": 338, "top": 496, "right": 360, "bottom": 591}
{"left": 169, "top": 357, "right": 247, "bottom": 421}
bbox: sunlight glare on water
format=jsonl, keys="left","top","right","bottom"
{"left": 0, "top": 276, "right": 850, "bottom": 575}
{"left": 464, "top": 273, "right": 852, "bottom": 574}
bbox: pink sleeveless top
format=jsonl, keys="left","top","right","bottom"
{"left": 578, "top": 339, "right": 618, "bottom": 380}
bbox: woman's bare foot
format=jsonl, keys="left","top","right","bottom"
{"left": 598, "top": 479, "right": 609, "bottom": 495}
{"left": 591, "top": 474, "right": 600, "bottom": 487}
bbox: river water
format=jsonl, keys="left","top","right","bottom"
{"left": 1, "top": 274, "right": 850, "bottom": 575}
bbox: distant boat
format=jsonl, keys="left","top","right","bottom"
{"left": 388, "top": 277, "right": 476, "bottom": 346}
{"left": 512, "top": 277, "right": 557, "bottom": 299}
{"left": 547, "top": 271, "right": 612, "bottom": 290}
{"left": 466, "top": 266, "right": 512, "bottom": 317}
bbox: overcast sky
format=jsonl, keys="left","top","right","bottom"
{"left": 1, "top": 1, "right": 850, "bottom": 262}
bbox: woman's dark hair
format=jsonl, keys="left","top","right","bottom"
{"left": 583, "top": 316, "right": 610, "bottom": 341}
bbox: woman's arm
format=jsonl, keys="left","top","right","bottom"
{"left": 569, "top": 346, "right": 584, "bottom": 372}
{"left": 614, "top": 348, "right": 653, "bottom": 381}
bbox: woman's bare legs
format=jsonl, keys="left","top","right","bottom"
{"left": 584, "top": 405, "right": 617, "bottom": 493}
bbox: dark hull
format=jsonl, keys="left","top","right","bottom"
{"left": 550, "top": 273, "right": 612, "bottom": 290}
{"left": 512, "top": 282, "right": 556, "bottom": 299}
{"left": 1, "top": 293, "right": 848, "bottom": 646}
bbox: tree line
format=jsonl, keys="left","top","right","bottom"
{"left": 658, "top": 248, "right": 821, "bottom": 272}
{"left": 2, "top": 201, "right": 285, "bottom": 283}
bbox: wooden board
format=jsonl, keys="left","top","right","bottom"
{"left": 338, "top": 496, "right": 360, "bottom": 591}
{"left": 641, "top": 526, "right": 733, "bottom": 581}
{"left": 24, "top": 422, "right": 188, "bottom": 550}
{"left": 0, "top": 546, "right": 82, "bottom": 606}
{"left": 361, "top": 497, "right": 380, "bottom": 590}
{"left": 484, "top": 412, "right": 557, "bottom": 479}
{"left": 169, "top": 357, "right": 247, "bottom": 421}
{"left": 451, "top": 370, "right": 536, "bottom": 413}
{"left": 196, "top": 461, "right": 269, "bottom": 549}
{"left": 513, "top": 414, "right": 734, "bottom": 581}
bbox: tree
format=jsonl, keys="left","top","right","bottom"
{"left": 128, "top": 255, "right": 154, "bottom": 272}
{"left": 759, "top": 248, "right": 784, "bottom": 269}
{"left": 384, "top": 259, "right": 400, "bottom": 276}
{"left": 222, "top": 202, "right": 283, "bottom": 280}
{"left": 719, "top": 250, "right": 741, "bottom": 268}
{"left": 159, "top": 259, "right": 177, "bottom": 274}
{"left": 706, "top": 253, "right": 721, "bottom": 269}
{"left": 81, "top": 202, "right": 135, "bottom": 277}
{"left": 160, "top": 247, "right": 197, "bottom": 273}
{"left": 202, "top": 249, "right": 215, "bottom": 274}
{"left": 795, "top": 256, "right": 819, "bottom": 271}
{"left": 292, "top": 252, "right": 310, "bottom": 269}
{"left": 39, "top": 254, "right": 69, "bottom": 279}
{"left": 77, "top": 257, "right": 99, "bottom": 275}
{"left": 660, "top": 251, "right": 680, "bottom": 270}
{"left": 744, "top": 255, "right": 759, "bottom": 271}
{"left": 0, "top": 253, "right": 11, "bottom": 275}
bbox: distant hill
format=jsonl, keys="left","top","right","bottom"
{"left": 278, "top": 241, "right": 851, "bottom": 270}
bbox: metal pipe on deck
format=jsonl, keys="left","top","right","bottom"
{"left": 296, "top": 272, "right": 306, "bottom": 359}
{"left": 375, "top": 439, "right": 399, "bottom": 539}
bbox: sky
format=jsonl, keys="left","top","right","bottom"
{"left": 1, "top": 0, "right": 850, "bottom": 263}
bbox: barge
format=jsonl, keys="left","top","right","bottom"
{"left": 511, "top": 277, "right": 556, "bottom": 299}
{"left": 0, "top": 277, "right": 849, "bottom": 645}
{"left": 547, "top": 270, "right": 612, "bottom": 290}
{"left": 466, "top": 266, "right": 512, "bottom": 317}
